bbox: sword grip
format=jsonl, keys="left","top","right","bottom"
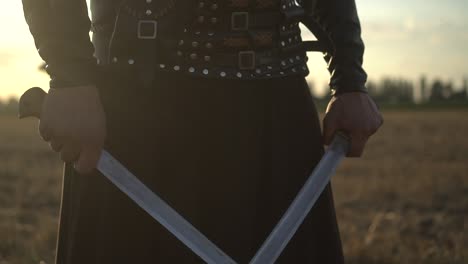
{"left": 329, "top": 131, "right": 351, "bottom": 155}
{"left": 18, "top": 87, "right": 47, "bottom": 119}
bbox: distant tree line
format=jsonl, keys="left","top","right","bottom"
{"left": 367, "top": 78, "right": 414, "bottom": 104}
{"left": 312, "top": 75, "right": 468, "bottom": 106}
{"left": 1, "top": 75, "right": 467, "bottom": 114}
{"left": 0, "top": 97, "right": 19, "bottom": 114}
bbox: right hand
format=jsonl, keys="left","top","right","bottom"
{"left": 39, "top": 85, "right": 106, "bottom": 174}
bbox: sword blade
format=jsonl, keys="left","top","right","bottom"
{"left": 97, "top": 151, "right": 236, "bottom": 264}
{"left": 250, "top": 133, "right": 349, "bottom": 264}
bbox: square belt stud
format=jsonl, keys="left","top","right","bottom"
{"left": 138, "top": 20, "right": 158, "bottom": 39}
{"left": 231, "top": 12, "right": 249, "bottom": 31}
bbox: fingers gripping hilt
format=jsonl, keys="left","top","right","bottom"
{"left": 18, "top": 87, "right": 47, "bottom": 119}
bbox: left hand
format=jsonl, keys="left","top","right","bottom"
{"left": 323, "top": 92, "right": 383, "bottom": 157}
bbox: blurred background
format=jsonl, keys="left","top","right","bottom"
{"left": 0, "top": 0, "right": 467, "bottom": 263}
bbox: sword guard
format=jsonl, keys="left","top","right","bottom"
{"left": 18, "top": 87, "right": 47, "bottom": 119}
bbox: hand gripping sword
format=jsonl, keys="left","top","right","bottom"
{"left": 19, "top": 87, "right": 349, "bottom": 264}
{"left": 19, "top": 87, "right": 236, "bottom": 264}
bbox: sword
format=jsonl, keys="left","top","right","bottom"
{"left": 250, "top": 132, "right": 349, "bottom": 264}
{"left": 18, "top": 87, "right": 237, "bottom": 264}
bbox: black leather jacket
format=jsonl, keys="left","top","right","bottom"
{"left": 22, "top": 0, "right": 367, "bottom": 95}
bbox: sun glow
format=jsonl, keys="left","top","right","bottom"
{"left": 1, "top": 0, "right": 467, "bottom": 100}
{"left": 0, "top": 2, "right": 49, "bottom": 100}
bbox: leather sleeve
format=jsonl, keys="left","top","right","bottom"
{"left": 22, "top": 0, "right": 97, "bottom": 88}
{"left": 301, "top": 0, "right": 368, "bottom": 95}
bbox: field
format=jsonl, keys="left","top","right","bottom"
{"left": 0, "top": 111, "right": 467, "bottom": 263}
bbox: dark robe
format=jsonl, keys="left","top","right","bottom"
{"left": 55, "top": 68, "right": 344, "bottom": 263}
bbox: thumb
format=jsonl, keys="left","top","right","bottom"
{"left": 74, "top": 145, "right": 102, "bottom": 174}
{"left": 323, "top": 113, "right": 339, "bottom": 146}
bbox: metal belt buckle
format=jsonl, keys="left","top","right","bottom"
{"left": 138, "top": 20, "right": 158, "bottom": 39}
{"left": 238, "top": 51, "right": 256, "bottom": 70}
{"left": 231, "top": 12, "right": 249, "bottom": 31}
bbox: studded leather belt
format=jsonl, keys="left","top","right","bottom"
{"left": 92, "top": 1, "right": 320, "bottom": 81}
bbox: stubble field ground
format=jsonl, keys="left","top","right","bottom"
{"left": 0, "top": 110, "right": 467, "bottom": 263}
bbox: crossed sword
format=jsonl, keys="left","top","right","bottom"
{"left": 19, "top": 87, "right": 350, "bottom": 264}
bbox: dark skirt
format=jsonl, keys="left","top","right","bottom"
{"left": 55, "top": 68, "right": 344, "bottom": 263}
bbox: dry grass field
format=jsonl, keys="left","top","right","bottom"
{"left": 0, "top": 110, "right": 467, "bottom": 263}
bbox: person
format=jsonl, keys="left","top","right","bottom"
{"left": 21, "top": 0, "right": 383, "bottom": 263}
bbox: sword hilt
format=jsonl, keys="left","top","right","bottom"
{"left": 332, "top": 131, "right": 351, "bottom": 154}
{"left": 18, "top": 87, "right": 47, "bottom": 119}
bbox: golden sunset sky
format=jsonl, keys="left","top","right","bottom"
{"left": 0, "top": 0, "right": 467, "bottom": 99}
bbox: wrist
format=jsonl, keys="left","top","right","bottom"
{"left": 47, "top": 60, "right": 98, "bottom": 89}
